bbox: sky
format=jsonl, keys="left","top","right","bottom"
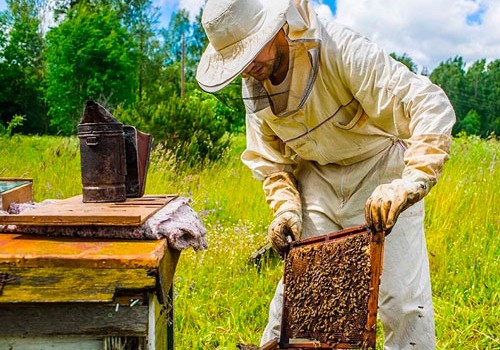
{"left": 156, "top": 0, "right": 500, "bottom": 72}
{"left": 1, "top": 0, "right": 499, "bottom": 72}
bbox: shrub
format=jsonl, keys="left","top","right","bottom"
{"left": 0, "top": 114, "right": 25, "bottom": 137}
{"left": 116, "top": 89, "right": 235, "bottom": 166}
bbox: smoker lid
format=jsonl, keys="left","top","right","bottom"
{"left": 80, "top": 100, "right": 122, "bottom": 125}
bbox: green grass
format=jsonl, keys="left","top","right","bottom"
{"left": 424, "top": 135, "right": 499, "bottom": 349}
{"left": 0, "top": 134, "right": 498, "bottom": 349}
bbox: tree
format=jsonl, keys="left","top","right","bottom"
{"left": 114, "top": 0, "right": 161, "bottom": 101}
{"left": 161, "top": 9, "right": 192, "bottom": 97}
{"left": 114, "top": 8, "right": 244, "bottom": 162}
{"left": 430, "top": 56, "right": 467, "bottom": 135}
{"left": 190, "top": 8, "right": 245, "bottom": 132}
{"left": 462, "top": 110, "right": 482, "bottom": 136}
{"left": 482, "top": 60, "right": 500, "bottom": 136}
{"left": 390, "top": 52, "right": 417, "bottom": 73}
{"left": 160, "top": 9, "right": 211, "bottom": 93}
{"left": 53, "top": 0, "right": 164, "bottom": 102}
{"left": 44, "top": 2, "right": 139, "bottom": 134}
{"left": 430, "top": 57, "right": 499, "bottom": 137}
{"left": 0, "top": 0, "right": 47, "bottom": 133}
{"left": 464, "top": 60, "right": 488, "bottom": 135}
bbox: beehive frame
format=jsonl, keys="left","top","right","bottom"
{"left": 280, "top": 226, "right": 385, "bottom": 349}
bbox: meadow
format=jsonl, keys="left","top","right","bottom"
{"left": 0, "top": 134, "right": 498, "bottom": 349}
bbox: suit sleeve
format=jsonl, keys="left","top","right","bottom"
{"left": 241, "top": 112, "right": 301, "bottom": 215}
{"left": 333, "top": 25, "right": 456, "bottom": 193}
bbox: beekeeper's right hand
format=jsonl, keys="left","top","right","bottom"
{"left": 268, "top": 210, "right": 302, "bottom": 257}
{"left": 365, "top": 178, "right": 427, "bottom": 233}
{"left": 263, "top": 171, "right": 303, "bottom": 257}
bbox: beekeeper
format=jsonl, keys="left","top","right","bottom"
{"left": 196, "top": 0, "right": 455, "bottom": 348}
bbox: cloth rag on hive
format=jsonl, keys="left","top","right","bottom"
{"left": 0, "top": 197, "right": 208, "bottom": 251}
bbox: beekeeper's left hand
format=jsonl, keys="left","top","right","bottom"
{"left": 365, "top": 179, "right": 427, "bottom": 233}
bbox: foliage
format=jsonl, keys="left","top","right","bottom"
{"left": 430, "top": 57, "right": 500, "bottom": 137}
{"left": 0, "top": 114, "right": 25, "bottom": 137}
{"left": 0, "top": 0, "right": 498, "bottom": 161}
{"left": 462, "top": 110, "right": 482, "bottom": 136}
{"left": 161, "top": 8, "right": 206, "bottom": 81}
{"left": 113, "top": 6, "right": 243, "bottom": 163}
{"left": 0, "top": 0, "right": 47, "bottom": 134}
{"left": 44, "top": 1, "right": 139, "bottom": 135}
{"left": 1, "top": 135, "right": 498, "bottom": 349}
{"left": 390, "top": 52, "right": 417, "bottom": 73}
{"left": 116, "top": 89, "right": 233, "bottom": 165}
{"left": 117, "top": 0, "right": 162, "bottom": 101}
{"left": 212, "top": 77, "right": 246, "bottom": 133}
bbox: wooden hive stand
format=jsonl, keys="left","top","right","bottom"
{"left": 0, "top": 195, "right": 181, "bottom": 350}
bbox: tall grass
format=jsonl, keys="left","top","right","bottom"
{"left": 424, "top": 135, "right": 499, "bottom": 349}
{"left": 0, "top": 135, "right": 81, "bottom": 199}
{"left": 0, "top": 134, "right": 498, "bottom": 349}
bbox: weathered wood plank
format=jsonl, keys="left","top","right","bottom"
{"left": 0, "top": 194, "right": 177, "bottom": 226}
{"left": 0, "top": 303, "right": 148, "bottom": 336}
{"left": 0, "top": 267, "right": 156, "bottom": 303}
{"left": 0, "top": 234, "right": 168, "bottom": 269}
{"left": 0, "top": 234, "right": 180, "bottom": 305}
{"left": 156, "top": 249, "right": 181, "bottom": 303}
{"left": 0, "top": 336, "right": 103, "bottom": 350}
{"left": 149, "top": 293, "right": 170, "bottom": 350}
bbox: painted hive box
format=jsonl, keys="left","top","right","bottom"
{"left": 0, "top": 178, "right": 33, "bottom": 212}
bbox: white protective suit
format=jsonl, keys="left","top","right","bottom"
{"left": 240, "top": 1, "right": 456, "bottom": 349}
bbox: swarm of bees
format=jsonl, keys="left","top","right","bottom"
{"left": 283, "top": 232, "right": 373, "bottom": 347}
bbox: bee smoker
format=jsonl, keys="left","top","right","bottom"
{"left": 78, "top": 101, "right": 152, "bottom": 203}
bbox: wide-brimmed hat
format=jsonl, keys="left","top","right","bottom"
{"left": 196, "top": 0, "right": 290, "bottom": 93}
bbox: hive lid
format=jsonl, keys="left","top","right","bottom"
{"left": 0, "top": 194, "right": 177, "bottom": 226}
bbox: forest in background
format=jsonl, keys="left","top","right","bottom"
{"left": 1, "top": 0, "right": 499, "bottom": 163}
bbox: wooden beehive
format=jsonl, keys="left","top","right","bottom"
{"left": 0, "top": 178, "right": 33, "bottom": 211}
{"left": 0, "top": 233, "right": 180, "bottom": 350}
{"left": 280, "top": 226, "right": 384, "bottom": 349}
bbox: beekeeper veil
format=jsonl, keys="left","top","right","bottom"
{"left": 196, "top": 0, "right": 321, "bottom": 117}
{"left": 243, "top": 2, "right": 321, "bottom": 118}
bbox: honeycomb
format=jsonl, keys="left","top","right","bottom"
{"left": 282, "top": 228, "right": 380, "bottom": 349}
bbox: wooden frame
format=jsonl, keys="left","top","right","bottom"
{"left": 279, "top": 226, "right": 385, "bottom": 349}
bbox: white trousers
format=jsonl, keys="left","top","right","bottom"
{"left": 260, "top": 141, "right": 436, "bottom": 349}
